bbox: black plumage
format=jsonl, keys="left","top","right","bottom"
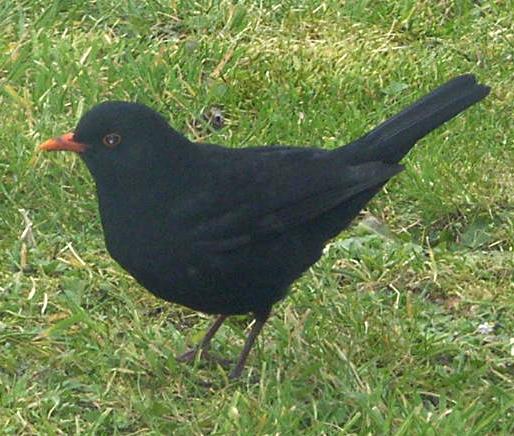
{"left": 40, "top": 74, "right": 490, "bottom": 378}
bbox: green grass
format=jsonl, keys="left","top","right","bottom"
{"left": 1, "top": 0, "right": 513, "bottom": 433}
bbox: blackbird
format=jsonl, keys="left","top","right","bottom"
{"left": 39, "top": 74, "right": 489, "bottom": 378}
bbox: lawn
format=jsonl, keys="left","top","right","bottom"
{"left": 1, "top": 0, "right": 513, "bottom": 434}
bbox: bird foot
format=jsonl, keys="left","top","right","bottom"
{"left": 228, "top": 367, "right": 243, "bottom": 380}
{"left": 176, "top": 348, "right": 198, "bottom": 363}
{"left": 176, "top": 348, "right": 232, "bottom": 368}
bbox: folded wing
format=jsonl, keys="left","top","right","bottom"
{"left": 193, "top": 150, "right": 402, "bottom": 251}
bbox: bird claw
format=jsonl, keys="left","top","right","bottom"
{"left": 228, "top": 367, "right": 242, "bottom": 380}
{"left": 176, "top": 348, "right": 232, "bottom": 368}
{"left": 176, "top": 348, "right": 198, "bottom": 363}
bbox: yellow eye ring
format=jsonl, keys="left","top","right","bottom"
{"left": 102, "top": 133, "right": 121, "bottom": 148}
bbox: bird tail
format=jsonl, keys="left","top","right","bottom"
{"left": 340, "top": 74, "right": 490, "bottom": 164}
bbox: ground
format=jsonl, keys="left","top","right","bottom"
{"left": 1, "top": 1, "right": 513, "bottom": 434}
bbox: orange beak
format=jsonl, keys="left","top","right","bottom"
{"left": 39, "top": 132, "right": 87, "bottom": 153}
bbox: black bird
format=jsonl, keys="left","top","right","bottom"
{"left": 39, "top": 75, "right": 490, "bottom": 378}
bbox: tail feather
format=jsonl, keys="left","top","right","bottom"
{"left": 339, "top": 74, "right": 490, "bottom": 164}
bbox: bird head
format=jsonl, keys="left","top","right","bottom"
{"left": 39, "top": 101, "right": 189, "bottom": 186}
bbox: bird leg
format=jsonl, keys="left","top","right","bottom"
{"left": 176, "top": 315, "right": 228, "bottom": 365}
{"left": 229, "top": 312, "right": 270, "bottom": 379}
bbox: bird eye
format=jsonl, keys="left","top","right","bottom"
{"left": 102, "top": 133, "right": 121, "bottom": 148}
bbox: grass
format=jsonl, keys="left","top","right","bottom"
{"left": 1, "top": 0, "right": 513, "bottom": 433}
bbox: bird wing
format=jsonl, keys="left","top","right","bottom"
{"left": 192, "top": 149, "right": 403, "bottom": 252}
